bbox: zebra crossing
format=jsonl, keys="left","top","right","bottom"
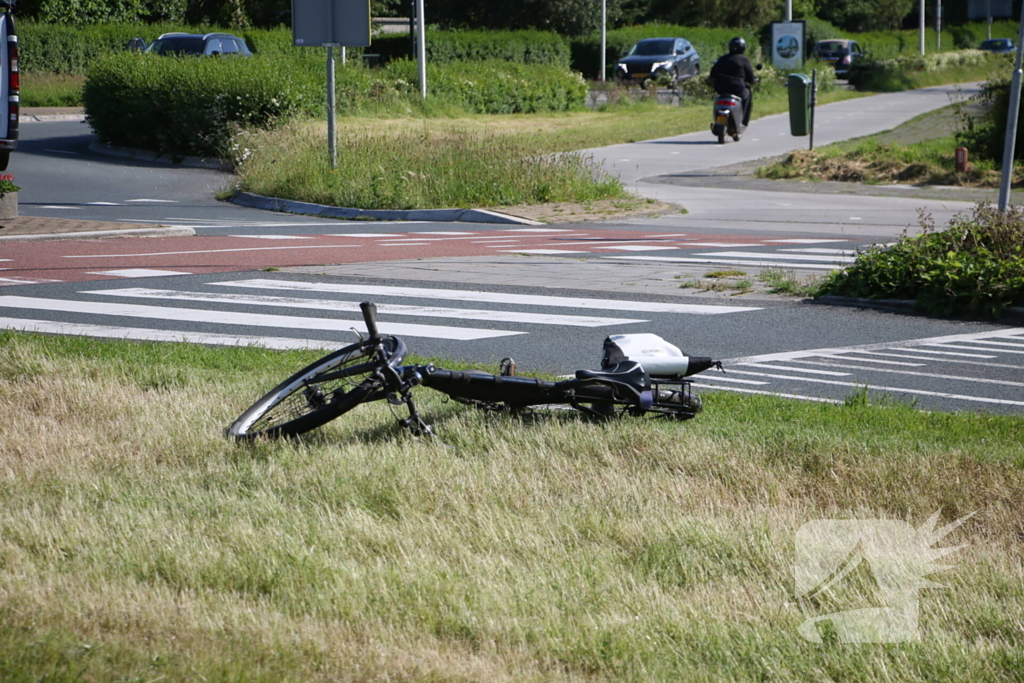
{"left": 0, "top": 275, "right": 762, "bottom": 349}
{"left": 695, "top": 329, "right": 1024, "bottom": 413}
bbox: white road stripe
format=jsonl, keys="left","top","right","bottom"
{"left": 742, "top": 364, "right": 850, "bottom": 376}
{"left": 595, "top": 246, "right": 681, "bottom": 252}
{"left": 779, "top": 248, "right": 857, "bottom": 254}
{"left": 605, "top": 256, "right": 843, "bottom": 271}
{"left": 505, "top": 228, "right": 574, "bottom": 232}
{"left": 687, "top": 376, "right": 768, "bottom": 385}
{"left": 677, "top": 242, "right": 760, "bottom": 247}
{"left": 922, "top": 343, "right": 1024, "bottom": 355}
{"left": 696, "top": 251, "right": 857, "bottom": 263}
{"left": 64, "top": 244, "right": 361, "bottom": 258}
{"left": 764, "top": 239, "right": 850, "bottom": 244}
{"left": 125, "top": 198, "right": 178, "bottom": 203}
{"left": 721, "top": 369, "right": 1024, "bottom": 406}
{"left": 88, "top": 269, "right": 191, "bottom": 278}
{"left": 861, "top": 351, "right": 1024, "bottom": 369}
{"left": 0, "top": 297, "right": 522, "bottom": 341}
{"left": 0, "top": 277, "right": 63, "bottom": 286}
{"left": 795, "top": 360, "right": 1024, "bottom": 387}
{"left": 0, "top": 317, "right": 338, "bottom": 350}
{"left": 499, "top": 249, "right": 588, "bottom": 255}
{"left": 690, "top": 383, "right": 843, "bottom": 403}
{"left": 893, "top": 347, "right": 998, "bottom": 359}
{"left": 87, "top": 289, "right": 645, "bottom": 327}
{"left": 963, "top": 339, "right": 1024, "bottom": 349}
{"left": 827, "top": 355, "right": 925, "bottom": 366}
{"left": 728, "top": 328, "right": 1024, "bottom": 364}
{"left": 216, "top": 279, "right": 762, "bottom": 314}
{"left": 228, "top": 235, "right": 314, "bottom": 240}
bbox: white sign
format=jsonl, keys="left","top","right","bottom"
{"left": 771, "top": 21, "right": 805, "bottom": 70}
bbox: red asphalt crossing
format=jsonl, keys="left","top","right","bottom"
{"left": 0, "top": 227, "right": 857, "bottom": 286}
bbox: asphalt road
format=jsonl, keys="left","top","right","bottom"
{"left": 4, "top": 88, "right": 1023, "bottom": 415}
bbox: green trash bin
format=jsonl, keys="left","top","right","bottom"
{"left": 787, "top": 73, "right": 812, "bottom": 136}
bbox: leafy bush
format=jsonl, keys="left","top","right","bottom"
{"left": 817, "top": 204, "right": 1024, "bottom": 318}
{"left": 83, "top": 54, "right": 320, "bottom": 157}
{"left": 955, "top": 75, "right": 1024, "bottom": 163}
{"left": 84, "top": 54, "right": 586, "bottom": 157}
{"left": 846, "top": 49, "right": 999, "bottom": 90}
{"left": 371, "top": 29, "right": 571, "bottom": 68}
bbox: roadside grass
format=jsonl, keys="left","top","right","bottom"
{"left": 21, "top": 72, "right": 86, "bottom": 108}
{"left": 758, "top": 134, "right": 1011, "bottom": 187}
{"left": 2, "top": 330, "right": 1021, "bottom": 681}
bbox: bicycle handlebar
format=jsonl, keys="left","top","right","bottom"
{"left": 359, "top": 301, "right": 380, "bottom": 340}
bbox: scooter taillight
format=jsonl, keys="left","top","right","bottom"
{"left": 715, "top": 99, "right": 736, "bottom": 106}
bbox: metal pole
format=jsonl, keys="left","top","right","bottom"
{"left": 327, "top": 45, "right": 336, "bottom": 170}
{"left": 936, "top": 0, "right": 941, "bottom": 51}
{"left": 341, "top": 46, "right": 346, "bottom": 66}
{"left": 919, "top": 0, "right": 926, "bottom": 54}
{"left": 600, "top": 0, "right": 606, "bottom": 81}
{"left": 996, "top": 3, "right": 1024, "bottom": 210}
{"left": 809, "top": 68, "right": 817, "bottom": 151}
{"left": 987, "top": 0, "right": 993, "bottom": 40}
{"left": 416, "top": 0, "right": 426, "bottom": 99}
{"left": 786, "top": 0, "right": 792, "bottom": 22}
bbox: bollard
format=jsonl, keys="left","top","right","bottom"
{"left": 955, "top": 147, "right": 969, "bottom": 173}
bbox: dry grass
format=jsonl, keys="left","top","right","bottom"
{"left": 1, "top": 331, "right": 1022, "bottom": 681}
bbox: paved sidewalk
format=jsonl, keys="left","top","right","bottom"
{"left": 0, "top": 215, "right": 193, "bottom": 241}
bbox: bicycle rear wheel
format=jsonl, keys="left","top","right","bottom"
{"left": 228, "top": 336, "right": 406, "bottom": 440}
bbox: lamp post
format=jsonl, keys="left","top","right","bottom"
{"left": 600, "top": 0, "right": 606, "bottom": 81}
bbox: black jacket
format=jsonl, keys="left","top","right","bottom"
{"left": 710, "top": 53, "right": 755, "bottom": 87}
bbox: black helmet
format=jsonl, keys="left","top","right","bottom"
{"left": 729, "top": 37, "right": 746, "bottom": 54}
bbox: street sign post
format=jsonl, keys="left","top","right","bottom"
{"left": 292, "top": 0, "right": 370, "bottom": 169}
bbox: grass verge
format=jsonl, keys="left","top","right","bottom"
{"left": 22, "top": 72, "right": 87, "bottom": 108}
{"left": 1, "top": 330, "right": 1022, "bottom": 681}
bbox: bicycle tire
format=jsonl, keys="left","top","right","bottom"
{"left": 228, "top": 336, "right": 406, "bottom": 440}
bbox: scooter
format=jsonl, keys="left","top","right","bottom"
{"left": 710, "top": 93, "right": 746, "bottom": 144}
{"left": 709, "top": 64, "right": 762, "bottom": 144}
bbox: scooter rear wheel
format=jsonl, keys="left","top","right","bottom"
{"left": 717, "top": 130, "right": 725, "bottom": 144}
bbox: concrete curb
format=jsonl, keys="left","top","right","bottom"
{"left": 0, "top": 226, "right": 196, "bottom": 242}
{"left": 813, "top": 295, "right": 1024, "bottom": 324}
{"left": 87, "top": 142, "right": 230, "bottom": 171}
{"left": 229, "top": 191, "right": 544, "bottom": 225}
{"left": 21, "top": 114, "right": 87, "bottom": 123}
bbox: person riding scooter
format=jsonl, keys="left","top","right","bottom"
{"left": 710, "top": 37, "right": 757, "bottom": 128}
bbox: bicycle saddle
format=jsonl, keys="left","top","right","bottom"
{"left": 574, "top": 360, "right": 649, "bottom": 391}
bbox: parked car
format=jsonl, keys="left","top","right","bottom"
{"left": 615, "top": 37, "right": 700, "bottom": 85}
{"left": 979, "top": 38, "right": 1016, "bottom": 54}
{"left": 811, "top": 39, "right": 862, "bottom": 79}
{"left": 128, "top": 32, "right": 252, "bottom": 57}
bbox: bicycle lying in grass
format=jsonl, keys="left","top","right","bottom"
{"left": 228, "top": 302, "right": 723, "bottom": 440}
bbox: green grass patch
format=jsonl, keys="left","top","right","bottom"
{"left": 847, "top": 50, "right": 1006, "bottom": 92}
{"left": 818, "top": 203, "right": 1024, "bottom": 317}
{"left": 0, "top": 330, "right": 1021, "bottom": 681}
{"left": 21, "top": 72, "right": 86, "bottom": 107}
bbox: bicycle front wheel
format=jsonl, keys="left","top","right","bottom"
{"left": 228, "top": 336, "right": 406, "bottom": 441}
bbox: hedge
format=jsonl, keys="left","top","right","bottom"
{"left": 846, "top": 49, "right": 998, "bottom": 90}
{"left": 83, "top": 54, "right": 587, "bottom": 157}
{"left": 370, "top": 29, "right": 571, "bottom": 68}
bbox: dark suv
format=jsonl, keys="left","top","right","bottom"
{"left": 615, "top": 37, "right": 700, "bottom": 85}
{"left": 131, "top": 32, "right": 252, "bottom": 57}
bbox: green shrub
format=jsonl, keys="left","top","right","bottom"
{"left": 846, "top": 49, "right": 1000, "bottom": 91}
{"left": 955, "top": 75, "right": 1024, "bottom": 163}
{"left": 84, "top": 54, "right": 586, "bottom": 157}
{"left": 371, "top": 29, "right": 570, "bottom": 68}
{"left": 83, "top": 53, "right": 320, "bottom": 157}
{"left": 817, "top": 204, "right": 1024, "bottom": 318}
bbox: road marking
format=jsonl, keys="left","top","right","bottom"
{"left": 217, "top": 279, "right": 762, "bottom": 314}
{"left": 228, "top": 234, "right": 315, "bottom": 240}
{"left": 794, "top": 360, "right": 1024, "bottom": 387}
{"left": 40, "top": 205, "right": 80, "bottom": 210}
{"left": 825, "top": 355, "right": 925, "bottom": 366}
{"left": 328, "top": 233, "right": 403, "bottom": 237}
{"left": 691, "top": 383, "right": 843, "bottom": 404}
{"left": 721, "top": 369, "right": 1024, "bottom": 407}
{"left": 499, "top": 249, "right": 589, "bottom": 255}
{"left": 893, "top": 347, "right": 997, "bottom": 359}
{"left": 0, "top": 317, "right": 338, "bottom": 351}
{"left": 727, "top": 327, "right": 1024, "bottom": 364}
{"left": 779, "top": 248, "right": 857, "bottom": 254}
{"left": 742, "top": 364, "right": 850, "bottom": 376}
{"left": 88, "top": 269, "right": 192, "bottom": 278}
{"left": 763, "top": 239, "right": 850, "bottom": 244}
{"left": 686, "top": 375, "right": 768, "bottom": 385}
{"left": 419, "top": 231, "right": 467, "bottom": 235}
{"left": 125, "top": 199, "right": 178, "bottom": 203}
{"left": 595, "top": 246, "right": 680, "bottom": 251}
{"left": 89, "top": 288, "right": 646, "bottom": 327}
{"left": 0, "top": 277, "right": 63, "bottom": 286}
{"left": 0, "top": 296, "right": 523, "bottom": 341}
{"left": 505, "top": 228, "right": 574, "bottom": 232}
{"left": 86, "top": 201, "right": 121, "bottom": 206}
{"left": 64, "top": 244, "right": 361, "bottom": 258}
{"left": 696, "top": 251, "right": 857, "bottom": 263}
{"left": 860, "top": 350, "right": 1024, "bottom": 369}
{"left": 922, "top": 342, "right": 1024, "bottom": 355}
{"left": 605, "top": 256, "right": 842, "bottom": 271}
{"left": 964, "top": 339, "right": 1024, "bottom": 349}
{"left": 678, "top": 242, "right": 760, "bottom": 248}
